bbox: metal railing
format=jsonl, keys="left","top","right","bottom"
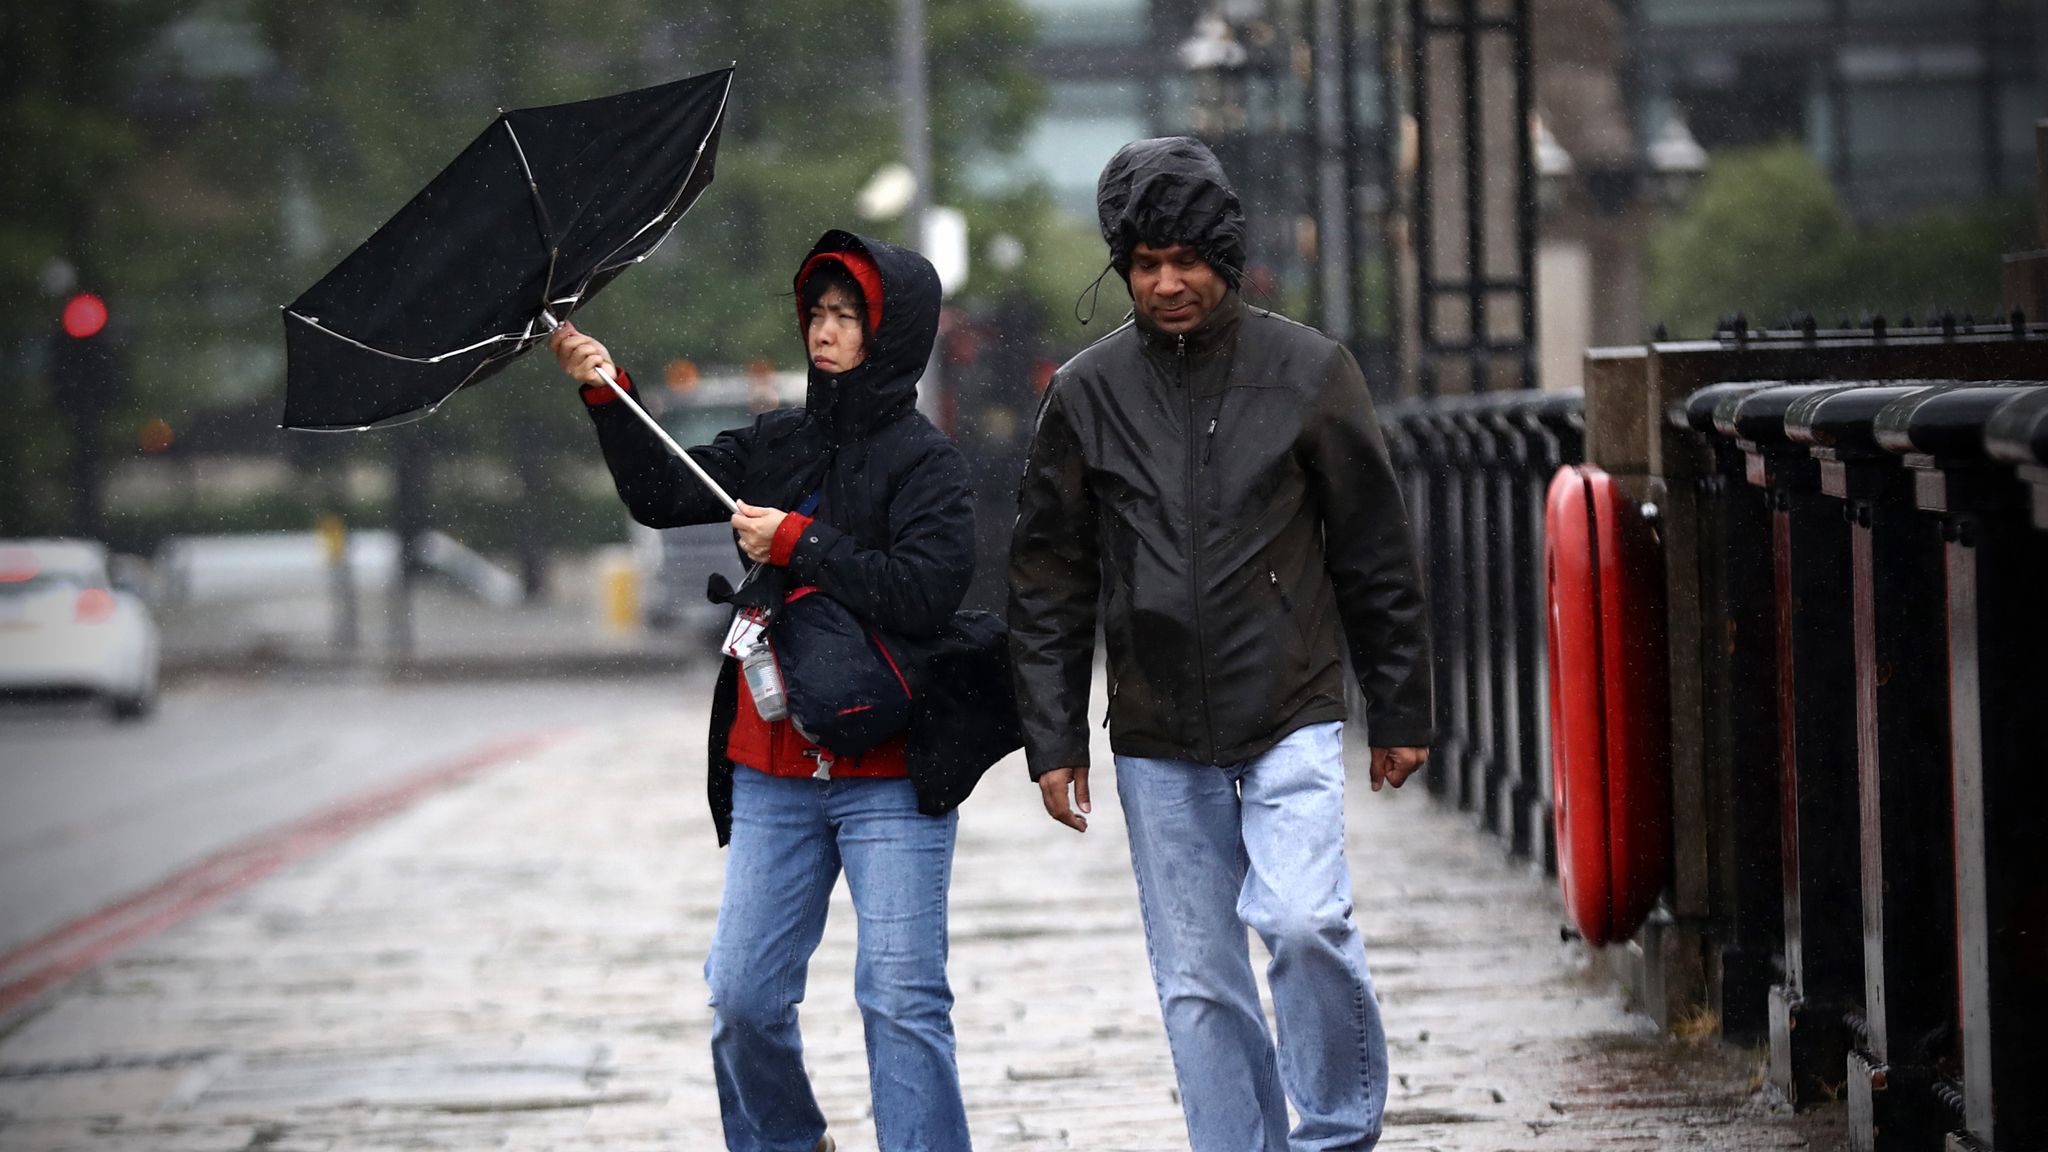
{"left": 1687, "top": 373, "right": 2048, "bottom": 1150}
{"left": 1386, "top": 390, "right": 1581, "bottom": 868}
{"left": 1389, "top": 319, "right": 2048, "bottom": 1151}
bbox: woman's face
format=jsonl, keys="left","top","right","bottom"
{"left": 806, "top": 285, "right": 868, "bottom": 375}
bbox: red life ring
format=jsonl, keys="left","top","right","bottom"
{"left": 1544, "top": 465, "right": 1671, "bottom": 947}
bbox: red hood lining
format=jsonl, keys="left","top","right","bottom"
{"left": 796, "top": 250, "right": 885, "bottom": 337}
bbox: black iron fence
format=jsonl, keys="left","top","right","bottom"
{"left": 1388, "top": 321, "right": 2048, "bottom": 1152}
{"left": 1386, "top": 391, "right": 1582, "bottom": 868}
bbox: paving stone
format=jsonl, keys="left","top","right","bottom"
{"left": 0, "top": 672, "right": 1843, "bottom": 1151}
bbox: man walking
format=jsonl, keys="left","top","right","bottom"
{"left": 1007, "top": 137, "right": 1434, "bottom": 1152}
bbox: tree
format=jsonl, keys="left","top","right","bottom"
{"left": 1651, "top": 144, "right": 2030, "bottom": 338}
{"left": 252, "top": 0, "right": 1044, "bottom": 369}
{"left": 267, "top": 0, "right": 1046, "bottom": 589}
{"left": 0, "top": 1, "right": 163, "bottom": 535}
{"left": 7, "top": 0, "right": 1049, "bottom": 555}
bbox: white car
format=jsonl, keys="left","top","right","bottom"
{"left": 0, "top": 539, "right": 160, "bottom": 719}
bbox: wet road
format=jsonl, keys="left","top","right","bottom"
{"left": 0, "top": 672, "right": 698, "bottom": 956}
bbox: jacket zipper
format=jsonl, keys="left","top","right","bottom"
{"left": 1203, "top": 418, "right": 1217, "bottom": 465}
{"left": 1180, "top": 333, "right": 1216, "bottom": 762}
{"left": 1269, "top": 568, "right": 1294, "bottom": 613}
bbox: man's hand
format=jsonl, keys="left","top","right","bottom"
{"left": 1038, "top": 765, "right": 1091, "bottom": 832}
{"left": 730, "top": 501, "right": 789, "bottom": 564}
{"left": 1370, "top": 746, "right": 1429, "bottom": 792}
{"left": 549, "top": 321, "right": 616, "bottom": 387}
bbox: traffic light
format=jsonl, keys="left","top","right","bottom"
{"left": 61, "top": 292, "right": 108, "bottom": 339}
{"left": 48, "top": 291, "right": 124, "bottom": 422}
{"left": 46, "top": 291, "right": 128, "bottom": 538}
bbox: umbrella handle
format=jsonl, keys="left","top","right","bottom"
{"left": 593, "top": 365, "right": 739, "bottom": 513}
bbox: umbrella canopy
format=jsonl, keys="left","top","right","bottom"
{"left": 282, "top": 67, "right": 734, "bottom": 431}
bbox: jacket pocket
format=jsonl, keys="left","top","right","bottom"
{"left": 1265, "top": 567, "right": 1319, "bottom": 650}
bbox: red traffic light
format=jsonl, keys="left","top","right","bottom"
{"left": 62, "top": 293, "right": 108, "bottom": 339}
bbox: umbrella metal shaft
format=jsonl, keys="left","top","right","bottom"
{"left": 591, "top": 365, "right": 738, "bottom": 513}
{"left": 540, "top": 309, "right": 737, "bottom": 513}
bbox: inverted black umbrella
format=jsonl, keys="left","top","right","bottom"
{"left": 282, "top": 66, "right": 739, "bottom": 508}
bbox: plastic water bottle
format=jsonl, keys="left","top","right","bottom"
{"left": 741, "top": 639, "right": 788, "bottom": 721}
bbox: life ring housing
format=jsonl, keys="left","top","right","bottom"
{"left": 1544, "top": 464, "right": 1671, "bottom": 947}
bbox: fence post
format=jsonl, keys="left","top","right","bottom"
{"left": 1793, "top": 384, "right": 1962, "bottom": 1150}
{"left": 1518, "top": 396, "right": 1577, "bottom": 874}
{"left": 1585, "top": 347, "right": 1711, "bottom": 1029}
{"left": 1641, "top": 345, "right": 1723, "bottom": 1034}
{"left": 1454, "top": 402, "right": 1504, "bottom": 834}
{"left": 1407, "top": 409, "right": 1466, "bottom": 803}
{"left": 1892, "top": 386, "right": 2048, "bottom": 1152}
{"left": 1677, "top": 381, "right": 1785, "bottom": 1046}
{"left": 1729, "top": 383, "right": 1867, "bottom": 1108}
{"left": 1486, "top": 396, "right": 1538, "bottom": 860}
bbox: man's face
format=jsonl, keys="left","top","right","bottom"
{"left": 1129, "top": 242, "right": 1226, "bottom": 335}
{"left": 806, "top": 284, "right": 868, "bottom": 374}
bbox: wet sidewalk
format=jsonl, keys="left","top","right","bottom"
{"left": 0, "top": 671, "right": 1842, "bottom": 1151}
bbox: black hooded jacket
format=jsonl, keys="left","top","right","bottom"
{"left": 1008, "top": 139, "right": 1435, "bottom": 778}
{"left": 584, "top": 230, "right": 983, "bottom": 843}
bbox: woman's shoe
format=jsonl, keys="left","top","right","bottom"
{"left": 814, "top": 1137, "right": 836, "bottom": 1152}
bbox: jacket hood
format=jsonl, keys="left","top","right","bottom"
{"left": 1094, "top": 136, "right": 1247, "bottom": 289}
{"left": 793, "top": 229, "right": 941, "bottom": 445}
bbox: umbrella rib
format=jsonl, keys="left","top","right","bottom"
{"left": 286, "top": 350, "right": 508, "bottom": 434}
{"left": 502, "top": 118, "right": 559, "bottom": 256}
{"left": 502, "top": 118, "right": 565, "bottom": 308}
{"left": 285, "top": 310, "right": 532, "bottom": 365}
{"left": 575, "top": 69, "right": 735, "bottom": 289}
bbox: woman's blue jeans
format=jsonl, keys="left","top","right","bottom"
{"left": 1114, "top": 721, "right": 1388, "bottom": 1152}
{"left": 706, "top": 768, "right": 968, "bottom": 1152}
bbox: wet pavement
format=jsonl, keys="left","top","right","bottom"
{"left": 0, "top": 667, "right": 1845, "bottom": 1151}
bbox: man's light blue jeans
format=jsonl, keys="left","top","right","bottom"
{"left": 705, "top": 768, "right": 968, "bottom": 1152}
{"left": 1115, "top": 721, "right": 1388, "bottom": 1152}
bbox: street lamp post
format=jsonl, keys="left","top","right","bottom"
{"left": 1535, "top": 113, "right": 1575, "bottom": 213}
{"left": 1180, "top": 13, "right": 1251, "bottom": 138}
{"left": 1312, "top": 0, "right": 1356, "bottom": 344}
{"left": 897, "top": 0, "right": 932, "bottom": 250}
{"left": 1182, "top": 3, "right": 1303, "bottom": 309}
{"left": 1646, "top": 110, "right": 1708, "bottom": 208}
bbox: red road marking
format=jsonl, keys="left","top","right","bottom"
{"left": 0, "top": 731, "right": 563, "bottom": 1016}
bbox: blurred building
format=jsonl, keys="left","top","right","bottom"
{"left": 996, "top": 0, "right": 2042, "bottom": 399}
{"left": 1004, "top": 1, "right": 2042, "bottom": 222}
{"left": 1635, "top": 0, "right": 2041, "bottom": 220}
{"left": 997, "top": 0, "right": 1398, "bottom": 371}
{"left": 991, "top": 0, "right": 1157, "bottom": 220}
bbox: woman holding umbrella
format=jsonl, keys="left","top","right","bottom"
{"left": 551, "top": 231, "right": 976, "bottom": 1152}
